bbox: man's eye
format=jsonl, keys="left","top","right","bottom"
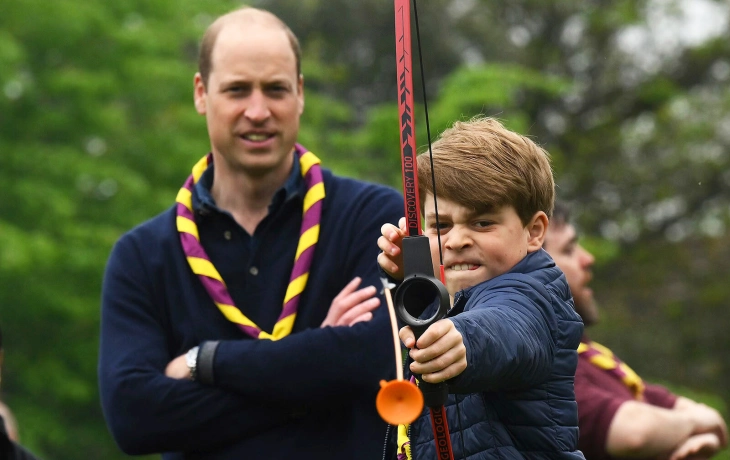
{"left": 227, "top": 86, "right": 247, "bottom": 94}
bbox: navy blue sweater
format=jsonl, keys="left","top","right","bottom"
{"left": 98, "top": 165, "right": 403, "bottom": 459}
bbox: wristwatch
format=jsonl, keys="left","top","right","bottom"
{"left": 186, "top": 346, "right": 200, "bottom": 381}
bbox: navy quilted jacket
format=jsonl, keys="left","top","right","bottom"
{"left": 407, "top": 249, "right": 585, "bottom": 460}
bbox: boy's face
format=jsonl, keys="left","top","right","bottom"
{"left": 423, "top": 194, "right": 545, "bottom": 295}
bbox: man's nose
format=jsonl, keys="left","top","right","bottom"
{"left": 578, "top": 245, "right": 595, "bottom": 267}
{"left": 244, "top": 91, "right": 271, "bottom": 122}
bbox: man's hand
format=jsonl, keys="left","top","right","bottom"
{"left": 320, "top": 277, "right": 380, "bottom": 328}
{"left": 684, "top": 402, "right": 729, "bottom": 447}
{"left": 400, "top": 319, "right": 467, "bottom": 384}
{"left": 377, "top": 217, "right": 407, "bottom": 280}
{"left": 669, "top": 433, "right": 722, "bottom": 460}
{"left": 165, "top": 354, "right": 190, "bottom": 380}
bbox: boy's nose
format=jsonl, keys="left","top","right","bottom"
{"left": 444, "top": 227, "right": 472, "bottom": 250}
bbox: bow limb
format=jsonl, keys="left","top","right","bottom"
{"left": 393, "top": 1, "right": 455, "bottom": 459}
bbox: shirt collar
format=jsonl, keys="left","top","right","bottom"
{"left": 191, "top": 153, "right": 304, "bottom": 215}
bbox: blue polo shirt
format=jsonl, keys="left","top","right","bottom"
{"left": 191, "top": 156, "right": 305, "bottom": 333}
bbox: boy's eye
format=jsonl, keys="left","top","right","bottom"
{"left": 474, "top": 220, "right": 493, "bottom": 228}
{"left": 437, "top": 223, "right": 450, "bottom": 231}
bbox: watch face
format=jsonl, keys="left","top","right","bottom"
{"left": 186, "top": 347, "right": 198, "bottom": 380}
{"left": 186, "top": 347, "right": 197, "bottom": 367}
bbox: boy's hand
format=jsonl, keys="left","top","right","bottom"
{"left": 377, "top": 217, "right": 408, "bottom": 280}
{"left": 400, "top": 319, "right": 467, "bottom": 384}
{"left": 321, "top": 277, "right": 380, "bottom": 327}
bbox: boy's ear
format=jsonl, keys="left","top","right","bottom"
{"left": 526, "top": 211, "right": 549, "bottom": 253}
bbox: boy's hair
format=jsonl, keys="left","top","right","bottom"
{"left": 417, "top": 116, "right": 555, "bottom": 225}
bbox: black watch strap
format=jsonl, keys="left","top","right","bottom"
{"left": 197, "top": 340, "right": 220, "bottom": 385}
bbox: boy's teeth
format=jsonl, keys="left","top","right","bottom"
{"left": 452, "top": 264, "right": 470, "bottom": 271}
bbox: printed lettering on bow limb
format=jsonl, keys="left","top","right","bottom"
{"left": 398, "top": 35, "right": 418, "bottom": 231}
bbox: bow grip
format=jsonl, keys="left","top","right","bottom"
{"left": 394, "top": 235, "right": 450, "bottom": 338}
{"left": 394, "top": 235, "right": 451, "bottom": 408}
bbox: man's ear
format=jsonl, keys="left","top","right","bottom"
{"left": 297, "top": 74, "right": 305, "bottom": 115}
{"left": 193, "top": 73, "right": 207, "bottom": 115}
{"left": 526, "top": 211, "right": 549, "bottom": 253}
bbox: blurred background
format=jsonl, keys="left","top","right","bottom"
{"left": 1, "top": 0, "right": 730, "bottom": 458}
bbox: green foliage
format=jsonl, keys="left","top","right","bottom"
{"left": 430, "top": 63, "right": 570, "bottom": 136}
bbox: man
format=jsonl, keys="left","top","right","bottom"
{"left": 0, "top": 412, "right": 39, "bottom": 460}
{"left": 544, "top": 202, "right": 728, "bottom": 460}
{"left": 98, "top": 7, "right": 403, "bottom": 459}
{"left": 0, "top": 327, "right": 41, "bottom": 460}
{"left": 0, "top": 327, "right": 18, "bottom": 443}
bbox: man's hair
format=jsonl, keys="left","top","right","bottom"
{"left": 197, "top": 7, "right": 302, "bottom": 88}
{"left": 417, "top": 116, "right": 555, "bottom": 225}
{"left": 550, "top": 201, "right": 571, "bottom": 229}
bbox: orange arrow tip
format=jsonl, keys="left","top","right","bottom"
{"left": 376, "top": 379, "right": 424, "bottom": 425}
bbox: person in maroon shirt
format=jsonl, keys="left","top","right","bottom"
{"left": 544, "top": 202, "right": 728, "bottom": 460}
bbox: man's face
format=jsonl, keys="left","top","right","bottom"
{"left": 423, "top": 194, "right": 543, "bottom": 295}
{"left": 194, "top": 22, "right": 304, "bottom": 178}
{"left": 544, "top": 222, "right": 598, "bottom": 325}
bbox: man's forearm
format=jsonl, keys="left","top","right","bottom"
{"left": 606, "top": 400, "right": 697, "bottom": 458}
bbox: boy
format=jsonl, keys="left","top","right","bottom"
{"left": 378, "top": 117, "right": 585, "bottom": 459}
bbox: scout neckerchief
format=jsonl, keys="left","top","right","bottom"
{"left": 175, "top": 144, "right": 325, "bottom": 340}
{"left": 578, "top": 339, "right": 645, "bottom": 399}
{"left": 397, "top": 422, "right": 412, "bottom": 460}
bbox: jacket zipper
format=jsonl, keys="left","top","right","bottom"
{"left": 382, "top": 424, "right": 391, "bottom": 460}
